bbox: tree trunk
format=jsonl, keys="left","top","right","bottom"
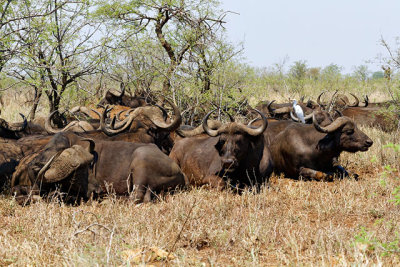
{"left": 29, "top": 86, "right": 42, "bottom": 121}
{"left": 46, "top": 88, "right": 64, "bottom": 128}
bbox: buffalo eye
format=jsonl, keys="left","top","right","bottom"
{"left": 346, "top": 129, "right": 354, "bottom": 135}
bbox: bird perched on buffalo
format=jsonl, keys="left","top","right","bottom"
{"left": 292, "top": 99, "right": 305, "bottom": 123}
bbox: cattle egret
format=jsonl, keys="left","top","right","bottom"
{"left": 292, "top": 99, "right": 305, "bottom": 123}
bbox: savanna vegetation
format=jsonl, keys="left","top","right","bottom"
{"left": 0, "top": 0, "right": 400, "bottom": 265}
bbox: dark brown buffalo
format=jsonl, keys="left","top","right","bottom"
{"left": 170, "top": 110, "right": 272, "bottom": 189}
{"left": 361, "top": 95, "right": 396, "bottom": 108}
{"left": 0, "top": 102, "right": 181, "bottom": 192}
{"left": 100, "top": 100, "right": 181, "bottom": 154}
{"left": 97, "top": 83, "right": 154, "bottom": 108}
{"left": 0, "top": 141, "right": 24, "bottom": 191}
{"left": 269, "top": 115, "right": 373, "bottom": 180}
{"left": 0, "top": 134, "right": 71, "bottom": 193}
{"left": 317, "top": 91, "right": 365, "bottom": 109}
{"left": 11, "top": 132, "right": 186, "bottom": 204}
{"left": 0, "top": 113, "right": 50, "bottom": 139}
{"left": 40, "top": 100, "right": 181, "bottom": 153}
{"left": 0, "top": 114, "right": 28, "bottom": 139}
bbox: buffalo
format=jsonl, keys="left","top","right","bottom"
{"left": 334, "top": 106, "right": 399, "bottom": 132}
{"left": 170, "top": 109, "right": 272, "bottom": 189}
{"left": 97, "top": 83, "right": 154, "bottom": 108}
{"left": 12, "top": 132, "right": 186, "bottom": 204}
{"left": 269, "top": 115, "right": 373, "bottom": 180}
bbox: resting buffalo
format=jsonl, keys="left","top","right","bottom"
{"left": 12, "top": 132, "right": 186, "bottom": 204}
{"left": 97, "top": 83, "right": 154, "bottom": 108}
{"left": 100, "top": 99, "right": 181, "bottom": 154}
{"left": 0, "top": 114, "right": 46, "bottom": 139}
{"left": 269, "top": 115, "right": 373, "bottom": 180}
{"left": 256, "top": 100, "right": 315, "bottom": 121}
{"left": 335, "top": 103, "right": 399, "bottom": 132}
{"left": 170, "top": 110, "right": 272, "bottom": 189}
{"left": 317, "top": 91, "right": 362, "bottom": 109}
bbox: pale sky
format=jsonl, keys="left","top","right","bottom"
{"left": 220, "top": 0, "right": 400, "bottom": 73}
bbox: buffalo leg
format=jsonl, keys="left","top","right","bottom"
{"left": 299, "top": 167, "right": 333, "bottom": 181}
{"left": 131, "top": 184, "right": 146, "bottom": 203}
{"left": 334, "top": 165, "right": 359, "bottom": 180}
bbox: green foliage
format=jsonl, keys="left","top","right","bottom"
{"left": 320, "top": 64, "right": 343, "bottom": 90}
{"left": 289, "top": 60, "right": 308, "bottom": 80}
{"left": 391, "top": 186, "right": 400, "bottom": 206}
{"left": 352, "top": 65, "right": 370, "bottom": 82}
{"left": 353, "top": 227, "right": 400, "bottom": 256}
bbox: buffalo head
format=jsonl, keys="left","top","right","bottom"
{"left": 0, "top": 113, "right": 28, "bottom": 139}
{"left": 313, "top": 114, "right": 373, "bottom": 153}
{"left": 203, "top": 109, "right": 268, "bottom": 172}
{"left": 11, "top": 133, "right": 96, "bottom": 204}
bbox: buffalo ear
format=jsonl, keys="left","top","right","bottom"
{"left": 43, "top": 145, "right": 94, "bottom": 183}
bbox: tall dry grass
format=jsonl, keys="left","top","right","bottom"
{"left": 1, "top": 174, "right": 399, "bottom": 265}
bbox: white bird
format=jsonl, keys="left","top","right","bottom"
{"left": 292, "top": 99, "right": 305, "bottom": 123}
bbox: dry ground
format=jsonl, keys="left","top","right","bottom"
{"left": 0, "top": 126, "right": 399, "bottom": 266}
{"left": 0, "top": 169, "right": 399, "bottom": 266}
{"left": 0, "top": 90, "right": 399, "bottom": 265}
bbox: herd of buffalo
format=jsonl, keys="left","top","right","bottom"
{"left": 1, "top": 87, "right": 398, "bottom": 205}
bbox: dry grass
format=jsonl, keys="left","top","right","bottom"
{"left": 1, "top": 171, "right": 399, "bottom": 266}
{"left": 1, "top": 88, "right": 400, "bottom": 266}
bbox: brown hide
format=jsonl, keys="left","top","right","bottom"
{"left": 12, "top": 133, "right": 185, "bottom": 204}
{"left": 269, "top": 116, "right": 373, "bottom": 179}
{"left": 337, "top": 106, "right": 399, "bottom": 132}
{"left": 170, "top": 110, "right": 272, "bottom": 188}
{"left": 92, "top": 141, "right": 185, "bottom": 202}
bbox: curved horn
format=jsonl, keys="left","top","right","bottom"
{"left": 363, "top": 95, "right": 369, "bottom": 107}
{"left": 45, "top": 111, "right": 63, "bottom": 134}
{"left": 240, "top": 109, "right": 268, "bottom": 136}
{"left": 349, "top": 93, "right": 359, "bottom": 107}
{"left": 80, "top": 138, "right": 95, "bottom": 154}
{"left": 15, "top": 113, "right": 27, "bottom": 131}
{"left": 313, "top": 114, "right": 351, "bottom": 133}
{"left": 119, "top": 82, "right": 125, "bottom": 97}
{"left": 0, "top": 113, "right": 27, "bottom": 132}
{"left": 36, "top": 153, "right": 60, "bottom": 183}
{"left": 109, "top": 108, "right": 140, "bottom": 130}
{"left": 290, "top": 110, "right": 299, "bottom": 122}
{"left": 45, "top": 111, "right": 93, "bottom": 133}
{"left": 317, "top": 92, "right": 325, "bottom": 106}
{"left": 335, "top": 109, "right": 343, "bottom": 117}
{"left": 247, "top": 117, "right": 260, "bottom": 126}
{"left": 304, "top": 112, "right": 314, "bottom": 121}
{"left": 327, "top": 90, "right": 338, "bottom": 112}
{"left": 155, "top": 104, "right": 168, "bottom": 121}
{"left": 116, "top": 109, "right": 129, "bottom": 122}
{"left": 272, "top": 106, "right": 291, "bottom": 115}
{"left": 202, "top": 109, "right": 220, "bottom": 137}
{"left": 224, "top": 111, "right": 235, "bottom": 122}
{"left": 90, "top": 108, "right": 102, "bottom": 119}
{"left": 176, "top": 120, "right": 222, "bottom": 137}
{"left": 100, "top": 105, "right": 138, "bottom": 136}
{"left": 143, "top": 98, "right": 182, "bottom": 131}
{"left": 267, "top": 100, "right": 276, "bottom": 112}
